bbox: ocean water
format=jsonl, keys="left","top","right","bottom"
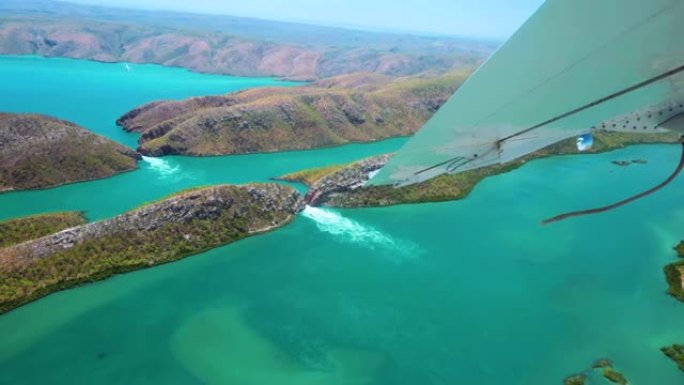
{"left": 1, "top": 56, "right": 684, "bottom": 385}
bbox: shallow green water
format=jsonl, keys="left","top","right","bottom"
{"left": 1, "top": 56, "right": 684, "bottom": 385}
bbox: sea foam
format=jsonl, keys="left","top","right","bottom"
{"left": 301, "top": 206, "right": 420, "bottom": 260}
{"left": 142, "top": 156, "right": 181, "bottom": 178}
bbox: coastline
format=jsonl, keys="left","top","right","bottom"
{"left": 285, "top": 132, "right": 681, "bottom": 209}
{"left": 0, "top": 162, "right": 141, "bottom": 196}
{"left": 0, "top": 184, "right": 302, "bottom": 315}
{"left": 0, "top": 54, "right": 306, "bottom": 82}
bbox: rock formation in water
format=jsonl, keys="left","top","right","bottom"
{"left": 665, "top": 243, "right": 684, "bottom": 303}
{"left": 0, "top": 183, "right": 303, "bottom": 314}
{"left": 661, "top": 344, "right": 684, "bottom": 371}
{"left": 563, "top": 359, "right": 629, "bottom": 385}
{"left": 0, "top": 113, "right": 140, "bottom": 191}
{"left": 0, "top": 0, "right": 494, "bottom": 80}
{"left": 116, "top": 71, "right": 467, "bottom": 156}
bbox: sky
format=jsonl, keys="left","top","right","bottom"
{"left": 65, "top": 0, "right": 546, "bottom": 40}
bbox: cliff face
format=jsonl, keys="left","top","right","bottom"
{"left": 304, "top": 155, "right": 391, "bottom": 206}
{"left": 0, "top": 113, "right": 140, "bottom": 191}
{"left": 0, "top": 183, "right": 303, "bottom": 313}
{"left": 117, "top": 71, "right": 468, "bottom": 156}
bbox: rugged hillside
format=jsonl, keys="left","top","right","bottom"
{"left": 117, "top": 71, "right": 469, "bottom": 156}
{"left": 0, "top": 183, "right": 303, "bottom": 314}
{"left": 0, "top": 113, "right": 140, "bottom": 191}
{"left": 0, "top": 212, "right": 86, "bottom": 248}
{"left": 0, "top": 0, "right": 495, "bottom": 80}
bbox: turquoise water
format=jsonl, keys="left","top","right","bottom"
{"left": 0, "top": 141, "right": 405, "bottom": 221}
{"left": 0, "top": 55, "right": 405, "bottom": 221}
{"left": 1, "top": 56, "right": 684, "bottom": 385}
{"left": 0, "top": 55, "right": 302, "bottom": 147}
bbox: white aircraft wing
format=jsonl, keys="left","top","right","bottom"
{"left": 369, "top": 0, "right": 684, "bottom": 187}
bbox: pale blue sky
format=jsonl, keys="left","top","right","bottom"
{"left": 65, "top": 0, "right": 545, "bottom": 39}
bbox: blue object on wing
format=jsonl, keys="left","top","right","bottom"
{"left": 576, "top": 134, "right": 594, "bottom": 152}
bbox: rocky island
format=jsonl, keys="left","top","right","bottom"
{"left": 117, "top": 71, "right": 468, "bottom": 156}
{"left": 665, "top": 242, "right": 684, "bottom": 303}
{"left": 0, "top": 183, "right": 303, "bottom": 314}
{"left": 662, "top": 344, "right": 684, "bottom": 371}
{"left": 563, "top": 359, "right": 630, "bottom": 385}
{"left": 0, "top": 113, "right": 140, "bottom": 191}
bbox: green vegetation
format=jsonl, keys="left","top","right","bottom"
{"left": 277, "top": 164, "right": 348, "bottom": 185}
{"left": 602, "top": 367, "right": 628, "bottom": 384}
{"left": 665, "top": 238, "right": 684, "bottom": 302}
{"left": 675, "top": 241, "right": 684, "bottom": 257}
{"left": 134, "top": 185, "right": 215, "bottom": 209}
{"left": 119, "top": 71, "right": 471, "bottom": 156}
{"left": 563, "top": 374, "right": 586, "bottom": 385}
{"left": 664, "top": 262, "right": 684, "bottom": 303}
{"left": 564, "top": 360, "right": 630, "bottom": 385}
{"left": 660, "top": 242, "right": 684, "bottom": 374}
{"left": 290, "top": 131, "right": 679, "bottom": 208}
{"left": 0, "top": 184, "right": 300, "bottom": 314}
{"left": 661, "top": 345, "right": 684, "bottom": 371}
{"left": 0, "top": 113, "right": 140, "bottom": 191}
{"left": 0, "top": 212, "right": 86, "bottom": 248}
{"left": 591, "top": 359, "right": 613, "bottom": 369}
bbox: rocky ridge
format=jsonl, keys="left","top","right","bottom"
{"left": 117, "top": 71, "right": 467, "bottom": 156}
{"left": 303, "top": 155, "right": 391, "bottom": 206}
{"left": 0, "top": 183, "right": 303, "bottom": 313}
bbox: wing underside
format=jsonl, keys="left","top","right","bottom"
{"left": 369, "top": 0, "right": 684, "bottom": 187}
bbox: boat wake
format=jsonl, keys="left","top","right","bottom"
{"left": 301, "top": 206, "right": 420, "bottom": 260}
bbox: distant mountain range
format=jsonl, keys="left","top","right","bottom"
{"left": 0, "top": 0, "right": 497, "bottom": 80}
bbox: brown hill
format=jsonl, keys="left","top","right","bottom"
{"left": 117, "top": 71, "right": 470, "bottom": 156}
{"left": 0, "top": 113, "right": 140, "bottom": 191}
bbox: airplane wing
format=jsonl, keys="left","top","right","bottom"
{"left": 369, "top": 0, "right": 684, "bottom": 187}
